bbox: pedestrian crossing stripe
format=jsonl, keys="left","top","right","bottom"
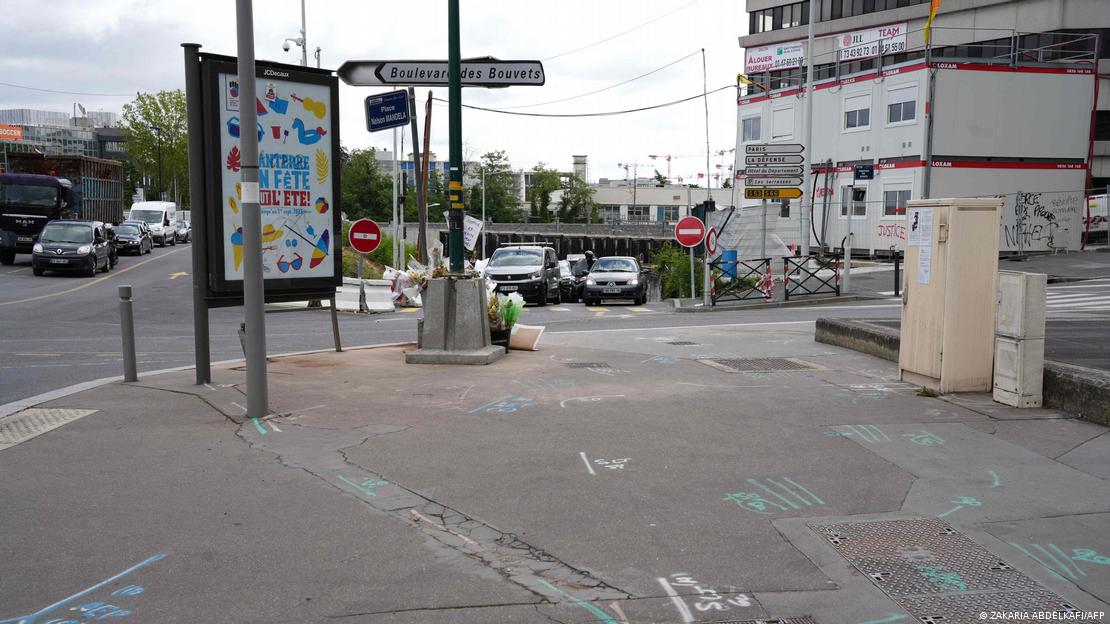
{"left": 550, "top": 307, "right": 571, "bottom": 311}
{"left": 586, "top": 307, "right": 609, "bottom": 312}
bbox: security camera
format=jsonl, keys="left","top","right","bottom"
{"left": 282, "top": 41, "right": 291, "bottom": 52}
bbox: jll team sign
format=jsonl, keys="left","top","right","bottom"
{"left": 217, "top": 67, "right": 337, "bottom": 283}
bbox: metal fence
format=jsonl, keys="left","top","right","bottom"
{"left": 783, "top": 256, "right": 839, "bottom": 300}
{"left": 710, "top": 257, "right": 770, "bottom": 304}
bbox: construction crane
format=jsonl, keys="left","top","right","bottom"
{"left": 647, "top": 154, "right": 673, "bottom": 184}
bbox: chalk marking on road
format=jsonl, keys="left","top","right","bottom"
{"left": 268, "top": 421, "right": 282, "bottom": 433}
{"left": 579, "top": 451, "right": 597, "bottom": 475}
{"left": 0, "top": 246, "right": 187, "bottom": 307}
{"left": 0, "top": 553, "right": 165, "bottom": 624}
{"left": 989, "top": 469, "right": 1001, "bottom": 488}
{"left": 409, "top": 509, "right": 480, "bottom": 546}
{"left": 230, "top": 401, "right": 247, "bottom": 414}
{"left": 608, "top": 601, "right": 631, "bottom": 624}
{"left": 676, "top": 382, "right": 772, "bottom": 389}
{"left": 655, "top": 577, "right": 694, "bottom": 623}
{"left": 1008, "top": 542, "right": 1068, "bottom": 581}
{"left": 250, "top": 417, "right": 267, "bottom": 435}
{"left": 549, "top": 320, "right": 815, "bottom": 335}
{"left": 559, "top": 395, "right": 625, "bottom": 408}
{"left": 536, "top": 580, "right": 618, "bottom": 624}
{"left": 857, "top": 614, "right": 909, "bottom": 624}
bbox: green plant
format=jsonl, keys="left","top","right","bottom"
{"left": 650, "top": 243, "right": 705, "bottom": 299}
{"left": 341, "top": 221, "right": 415, "bottom": 270}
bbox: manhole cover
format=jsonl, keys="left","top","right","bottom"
{"left": 566, "top": 362, "right": 610, "bottom": 369}
{"left": 0, "top": 408, "right": 98, "bottom": 449}
{"left": 700, "top": 357, "right": 823, "bottom": 373}
{"left": 667, "top": 341, "right": 698, "bottom": 346}
{"left": 812, "top": 518, "right": 1099, "bottom": 623}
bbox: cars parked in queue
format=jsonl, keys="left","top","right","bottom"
{"left": 581, "top": 256, "right": 648, "bottom": 305}
{"left": 31, "top": 220, "right": 113, "bottom": 276}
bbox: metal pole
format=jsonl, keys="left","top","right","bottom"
{"left": 702, "top": 251, "right": 710, "bottom": 307}
{"left": 689, "top": 246, "right": 695, "bottom": 300}
{"left": 156, "top": 134, "right": 163, "bottom": 201}
{"left": 481, "top": 167, "right": 486, "bottom": 258}
{"left": 801, "top": 0, "right": 816, "bottom": 257}
{"left": 419, "top": 91, "right": 433, "bottom": 264}
{"left": 843, "top": 223, "right": 853, "bottom": 294}
{"left": 330, "top": 297, "right": 342, "bottom": 351}
{"left": 392, "top": 127, "right": 399, "bottom": 267}
{"left": 236, "top": 0, "right": 269, "bottom": 419}
{"left": 447, "top": 0, "right": 465, "bottom": 273}
{"left": 299, "top": 0, "right": 308, "bottom": 67}
{"left": 182, "top": 43, "right": 210, "bottom": 384}
{"left": 407, "top": 87, "right": 427, "bottom": 265}
{"left": 761, "top": 198, "right": 768, "bottom": 258}
{"left": 119, "top": 285, "right": 137, "bottom": 382}
{"left": 357, "top": 253, "right": 367, "bottom": 313}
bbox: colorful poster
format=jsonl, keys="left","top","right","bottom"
{"left": 745, "top": 41, "right": 804, "bottom": 73}
{"left": 217, "top": 71, "right": 335, "bottom": 283}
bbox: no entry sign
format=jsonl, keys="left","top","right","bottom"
{"left": 348, "top": 218, "right": 382, "bottom": 254}
{"left": 675, "top": 216, "right": 706, "bottom": 248}
{"left": 705, "top": 227, "right": 719, "bottom": 255}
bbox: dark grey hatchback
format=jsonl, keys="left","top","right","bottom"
{"left": 31, "top": 220, "right": 112, "bottom": 276}
{"left": 581, "top": 256, "right": 647, "bottom": 305}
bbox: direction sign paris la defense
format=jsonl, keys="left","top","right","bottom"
{"left": 744, "top": 143, "right": 805, "bottom": 200}
{"left": 339, "top": 58, "right": 545, "bottom": 87}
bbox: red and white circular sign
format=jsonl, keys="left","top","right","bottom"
{"left": 348, "top": 218, "right": 382, "bottom": 254}
{"left": 705, "top": 227, "right": 719, "bottom": 255}
{"left": 674, "top": 216, "right": 706, "bottom": 248}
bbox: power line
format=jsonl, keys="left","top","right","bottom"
{"left": 0, "top": 81, "right": 135, "bottom": 97}
{"left": 542, "top": 0, "right": 700, "bottom": 62}
{"left": 502, "top": 50, "right": 702, "bottom": 109}
{"left": 432, "top": 83, "right": 733, "bottom": 118}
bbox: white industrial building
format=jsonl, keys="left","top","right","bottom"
{"left": 735, "top": 0, "right": 1107, "bottom": 257}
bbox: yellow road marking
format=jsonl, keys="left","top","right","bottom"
{"left": 0, "top": 247, "right": 187, "bottom": 307}
{"left": 550, "top": 307, "right": 571, "bottom": 311}
{"left": 400, "top": 307, "right": 420, "bottom": 313}
{"left": 586, "top": 307, "right": 608, "bottom": 312}
{"left": 628, "top": 307, "right": 650, "bottom": 312}
{"left": 169, "top": 271, "right": 188, "bottom": 280}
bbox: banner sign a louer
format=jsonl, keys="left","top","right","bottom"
{"left": 745, "top": 41, "right": 804, "bottom": 73}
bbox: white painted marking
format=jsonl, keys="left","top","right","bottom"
{"left": 579, "top": 452, "right": 597, "bottom": 475}
{"left": 352, "top": 232, "right": 378, "bottom": 240}
{"left": 1047, "top": 296, "right": 1110, "bottom": 308}
{"left": 409, "top": 510, "right": 479, "bottom": 545}
{"left": 656, "top": 577, "right": 694, "bottom": 623}
{"left": 230, "top": 401, "right": 247, "bottom": 414}
{"left": 677, "top": 228, "right": 702, "bottom": 236}
{"left": 609, "top": 602, "right": 631, "bottom": 624}
{"left": 676, "top": 382, "right": 772, "bottom": 389}
{"left": 550, "top": 320, "right": 815, "bottom": 335}
{"left": 268, "top": 421, "right": 283, "bottom": 433}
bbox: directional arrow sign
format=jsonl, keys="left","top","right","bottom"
{"left": 339, "top": 59, "right": 545, "bottom": 87}
{"left": 745, "top": 177, "right": 804, "bottom": 187}
{"left": 744, "top": 165, "right": 804, "bottom": 177}
{"left": 745, "top": 188, "right": 804, "bottom": 199}
{"left": 746, "top": 154, "right": 805, "bottom": 165}
{"left": 745, "top": 143, "right": 805, "bottom": 154}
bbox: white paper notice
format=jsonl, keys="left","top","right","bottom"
{"left": 907, "top": 207, "right": 933, "bottom": 246}
{"left": 917, "top": 243, "right": 932, "bottom": 284}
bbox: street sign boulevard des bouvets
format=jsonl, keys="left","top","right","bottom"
{"left": 339, "top": 58, "right": 545, "bottom": 88}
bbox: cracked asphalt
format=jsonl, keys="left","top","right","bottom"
{"left": 1, "top": 323, "right": 1108, "bottom": 623}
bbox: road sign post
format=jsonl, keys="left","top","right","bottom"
{"left": 703, "top": 226, "right": 717, "bottom": 307}
{"left": 745, "top": 144, "right": 805, "bottom": 261}
{"left": 348, "top": 219, "right": 382, "bottom": 313}
{"left": 339, "top": 59, "right": 545, "bottom": 87}
{"left": 675, "top": 216, "right": 705, "bottom": 299}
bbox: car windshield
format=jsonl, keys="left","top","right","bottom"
{"left": 116, "top": 224, "right": 140, "bottom": 235}
{"left": 130, "top": 209, "right": 164, "bottom": 224}
{"left": 592, "top": 258, "right": 638, "bottom": 272}
{"left": 40, "top": 224, "right": 93, "bottom": 244}
{"left": 489, "top": 249, "right": 543, "bottom": 267}
{"left": 558, "top": 260, "right": 571, "bottom": 277}
{"left": 0, "top": 183, "right": 58, "bottom": 208}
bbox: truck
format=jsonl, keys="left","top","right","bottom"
{"left": 128, "top": 201, "right": 177, "bottom": 246}
{"left": 0, "top": 154, "right": 123, "bottom": 265}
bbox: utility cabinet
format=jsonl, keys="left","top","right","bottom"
{"left": 993, "top": 271, "right": 1047, "bottom": 407}
{"left": 898, "top": 198, "right": 1003, "bottom": 393}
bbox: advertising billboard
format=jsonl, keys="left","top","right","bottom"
{"left": 836, "top": 23, "right": 908, "bottom": 62}
{"left": 745, "top": 41, "right": 805, "bottom": 73}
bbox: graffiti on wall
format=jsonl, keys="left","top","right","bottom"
{"left": 1000, "top": 191, "right": 1082, "bottom": 252}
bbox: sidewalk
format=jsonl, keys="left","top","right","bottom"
{"left": 0, "top": 323, "right": 1107, "bottom": 622}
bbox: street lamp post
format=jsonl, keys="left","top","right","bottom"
{"left": 282, "top": 0, "right": 309, "bottom": 67}
{"left": 149, "top": 124, "right": 164, "bottom": 201}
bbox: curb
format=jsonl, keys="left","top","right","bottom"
{"left": 675, "top": 294, "right": 878, "bottom": 313}
{"left": 0, "top": 341, "right": 415, "bottom": 420}
{"left": 814, "top": 318, "right": 1110, "bottom": 427}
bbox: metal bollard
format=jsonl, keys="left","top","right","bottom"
{"left": 238, "top": 322, "right": 247, "bottom": 359}
{"left": 119, "top": 285, "right": 138, "bottom": 382}
{"left": 893, "top": 251, "right": 901, "bottom": 297}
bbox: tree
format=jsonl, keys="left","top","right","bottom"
{"left": 556, "top": 174, "right": 596, "bottom": 223}
{"left": 653, "top": 169, "right": 668, "bottom": 187}
{"left": 120, "top": 90, "right": 188, "bottom": 205}
{"left": 339, "top": 147, "right": 393, "bottom": 222}
{"left": 722, "top": 178, "right": 732, "bottom": 188}
{"left": 467, "top": 150, "right": 521, "bottom": 223}
{"left": 526, "top": 162, "right": 561, "bottom": 223}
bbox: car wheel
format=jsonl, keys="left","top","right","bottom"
{"left": 32, "top": 265, "right": 44, "bottom": 276}
{"left": 536, "top": 291, "right": 547, "bottom": 307}
{"left": 158, "top": 238, "right": 165, "bottom": 248}
{"left": 169, "top": 237, "right": 176, "bottom": 246}
{"left": 0, "top": 251, "right": 14, "bottom": 265}
{"left": 100, "top": 256, "right": 110, "bottom": 273}
{"left": 552, "top": 288, "right": 561, "bottom": 305}
{"left": 86, "top": 258, "right": 97, "bottom": 277}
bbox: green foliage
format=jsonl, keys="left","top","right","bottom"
{"left": 120, "top": 90, "right": 188, "bottom": 204}
{"left": 340, "top": 148, "right": 393, "bottom": 222}
{"left": 526, "top": 163, "right": 561, "bottom": 223}
{"left": 556, "top": 174, "right": 597, "bottom": 223}
{"left": 467, "top": 150, "right": 521, "bottom": 223}
{"left": 653, "top": 169, "right": 668, "bottom": 187}
{"left": 650, "top": 242, "right": 705, "bottom": 299}
{"left": 341, "top": 220, "right": 415, "bottom": 271}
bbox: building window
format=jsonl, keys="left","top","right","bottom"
{"left": 840, "top": 185, "right": 868, "bottom": 217}
{"left": 627, "top": 206, "right": 649, "bottom": 222}
{"left": 844, "top": 94, "right": 871, "bottom": 130}
{"left": 884, "top": 188, "right": 911, "bottom": 216}
{"left": 887, "top": 85, "right": 917, "bottom": 124}
{"left": 663, "top": 206, "right": 679, "bottom": 221}
{"left": 601, "top": 205, "right": 620, "bottom": 223}
{"left": 742, "top": 116, "right": 761, "bottom": 142}
{"left": 772, "top": 106, "right": 794, "bottom": 140}
{"left": 779, "top": 200, "right": 791, "bottom": 218}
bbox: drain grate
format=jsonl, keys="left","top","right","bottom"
{"left": 0, "top": 408, "right": 98, "bottom": 448}
{"left": 812, "top": 518, "right": 1099, "bottom": 623}
{"left": 566, "top": 362, "right": 610, "bottom": 369}
{"left": 667, "top": 341, "right": 699, "bottom": 346}
{"left": 700, "top": 357, "right": 823, "bottom": 373}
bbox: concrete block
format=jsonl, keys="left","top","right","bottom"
{"left": 405, "top": 277, "right": 502, "bottom": 365}
{"left": 815, "top": 318, "right": 900, "bottom": 362}
{"left": 404, "top": 346, "right": 505, "bottom": 365}
{"left": 1044, "top": 361, "right": 1110, "bottom": 427}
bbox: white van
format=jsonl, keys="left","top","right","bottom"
{"left": 128, "top": 201, "right": 177, "bottom": 247}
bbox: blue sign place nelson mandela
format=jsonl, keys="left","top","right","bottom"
{"left": 365, "top": 89, "right": 410, "bottom": 133}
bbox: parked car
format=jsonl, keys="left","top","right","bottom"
{"left": 557, "top": 259, "right": 576, "bottom": 303}
{"left": 128, "top": 201, "right": 176, "bottom": 247}
{"left": 114, "top": 221, "right": 153, "bottom": 255}
{"left": 581, "top": 256, "right": 647, "bottom": 305}
{"left": 31, "top": 219, "right": 112, "bottom": 276}
{"left": 174, "top": 220, "right": 191, "bottom": 243}
{"left": 483, "top": 244, "right": 561, "bottom": 306}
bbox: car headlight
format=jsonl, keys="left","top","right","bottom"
{"left": 529, "top": 271, "right": 541, "bottom": 280}
{"left": 77, "top": 245, "right": 93, "bottom": 254}
{"left": 630, "top": 278, "right": 639, "bottom": 286}
{"left": 585, "top": 278, "right": 596, "bottom": 286}
{"left": 33, "top": 243, "right": 43, "bottom": 253}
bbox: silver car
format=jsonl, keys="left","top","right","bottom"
{"left": 581, "top": 256, "right": 647, "bottom": 305}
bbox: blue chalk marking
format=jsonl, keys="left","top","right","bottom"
{"left": 748, "top": 478, "right": 799, "bottom": 510}
{"left": 1008, "top": 542, "right": 1068, "bottom": 581}
{"left": 1048, "top": 543, "right": 1086, "bottom": 577}
{"left": 857, "top": 614, "right": 908, "bottom": 624}
{"left": 783, "top": 476, "right": 825, "bottom": 505}
{"left": 937, "top": 505, "right": 962, "bottom": 518}
{"left": 250, "top": 417, "right": 267, "bottom": 435}
{"left": 0, "top": 554, "right": 164, "bottom": 624}
{"left": 1034, "top": 543, "right": 1076, "bottom": 579}
{"left": 337, "top": 475, "right": 376, "bottom": 497}
{"left": 768, "top": 477, "right": 812, "bottom": 507}
{"left": 468, "top": 395, "right": 514, "bottom": 413}
{"left": 536, "top": 580, "right": 617, "bottom": 624}
{"left": 989, "top": 470, "right": 1000, "bottom": 488}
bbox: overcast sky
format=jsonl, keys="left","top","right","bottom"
{"left": 2, "top": 0, "right": 743, "bottom": 184}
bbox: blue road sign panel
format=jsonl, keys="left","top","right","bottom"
{"left": 365, "top": 90, "right": 410, "bottom": 132}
